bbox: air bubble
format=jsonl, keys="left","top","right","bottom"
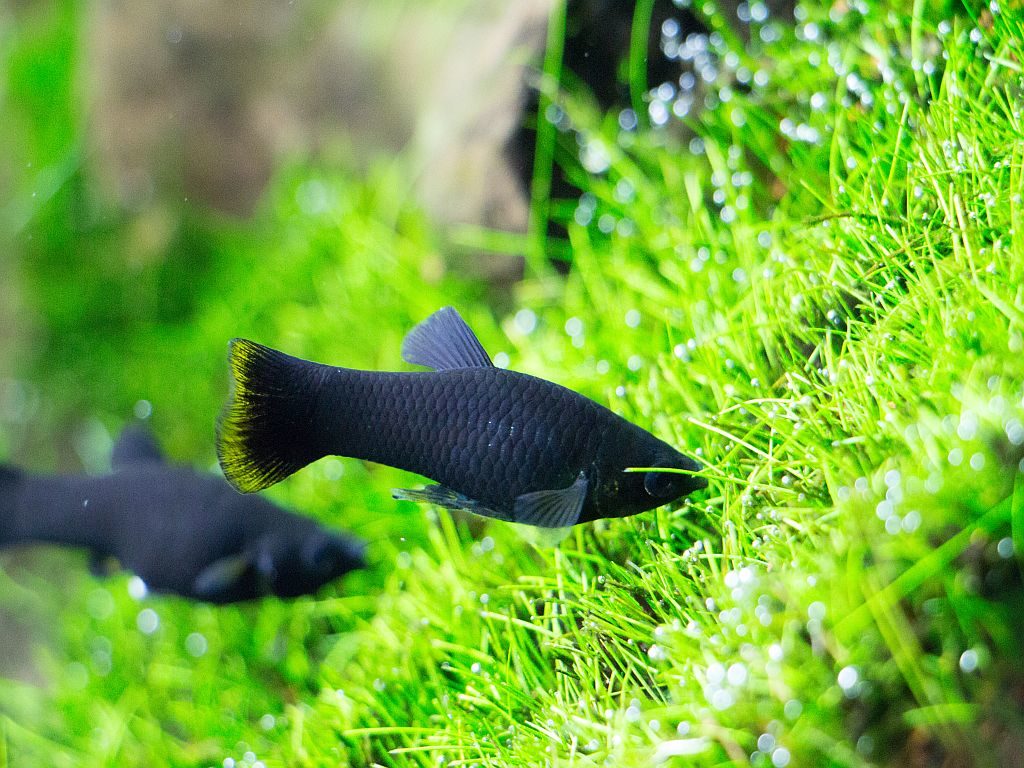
{"left": 997, "top": 537, "right": 1014, "bottom": 558}
{"left": 580, "top": 140, "right": 611, "bottom": 174}
{"left": 837, "top": 665, "right": 859, "bottom": 692}
{"left": 514, "top": 309, "right": 537, "bottom": 335}
{"left": 959, "top": 649, "right": 979, "bottom": 673}
{"left": 625, "top": 699, "right": 642, "bottom": 722}
{"left": 957, "top": 411, "right": 979, "bottom": 440}
{"left": 901, "top": 510, "right": 921, "bottom": 533}
{"left": 710, "top": 689, "right": 735, "bottom": 709}
{"left": 186, "top": 632, "right": 208, "bottom": 657}
{"left": 649, "top": 100, "right": 670, "bottom": 126}
{"left": 648, "top": 644, "right": 667, "bottom": 662}
{"left": 127, "top": 576, "right": 148, "bottom": 600}
{"left": 137, "top": 608, "right": 159, "bottom": 634}
{"left": 86, "top": 589, "right": 114, "bottom": 620}
{"left": 614, "top": 179, "right": 635, "bottom": 204}
{"left": 727, "top": 663, "right": 748, "bottom": 686}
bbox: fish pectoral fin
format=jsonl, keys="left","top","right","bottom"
{"left": 111, "top": 424, "right": 166, "bottom": 469}
{"left": 512, "top": 472, "right": 588, "bottom": 529}
{"left": 393, "top": 485, "right": 510, "bottom": 521}
{"left": 192, "top": 553, "right": 254, "bottom": 601}
{"left": 401, "top": 307, "right": 494, "bottom": 370}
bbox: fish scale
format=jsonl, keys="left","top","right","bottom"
{"left": 218, "top": 307, "right": 706, "bottom": 528}
{"left": 312, "top": 368, "right": 591, "bottom": 511}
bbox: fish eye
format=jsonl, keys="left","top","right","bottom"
{"left": 644, "top": 471, "right": 679, "bottom": 498}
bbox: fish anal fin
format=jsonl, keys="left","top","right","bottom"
{"left": 401, "top": 307, "right": 493, "bottom": 371}
{"left": 111, "top": 424, "right": 165, "bottom": 469}
{"left": 513, "top": 472, "right": 587, "bottom": 529}
{"left": 393, "top": 484, "right": 510, "bottom": 521}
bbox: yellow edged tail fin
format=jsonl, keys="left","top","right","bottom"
{"left": 217, "top": 339, "right": 322, "bottom": 493}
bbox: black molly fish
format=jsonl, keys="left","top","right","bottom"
{"left": 218, "top": 307, "right": 706, "bottom": 529}
{"left": 0, "top": 425, "right": 364, "bottom": 603}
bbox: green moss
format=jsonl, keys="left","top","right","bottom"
{"left": 3, "top": 3, "right": 1024, "bottom": 767}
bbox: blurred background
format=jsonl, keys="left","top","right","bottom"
{"left": 1, "top": 0, "right": 549, "bottom": 469}
{"left": 4, "top": 0, "right": 559, "bottom": 705}
{"left": 0, "top": 0, "right": 743, "bottom": 760}
{"left": 5, "top": 0, "right": 939, "bottom": 764}
{"left": 6, "top": 1, "right": 1017, "bottom": 766}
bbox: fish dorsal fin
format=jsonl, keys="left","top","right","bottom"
{"left": 401, "top": 307, "right": 493, "bottom": 371}
{"left": 111, "top": 424, "right": 165, "bottom": 469}
{"left": 512, "top": 472, "right": 588, "bottom": 529}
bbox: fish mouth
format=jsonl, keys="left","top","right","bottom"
{"left": 341, "top": 537, "right": 368, "bottom": 569}
{"left": 678, "top": 455, "right": 707, "bottom": 492}
{"left": 638, "top": 455, "right": 708, "bottom": 497}
{"left": 689, "top": 473, "right": 709, "bottom": 492}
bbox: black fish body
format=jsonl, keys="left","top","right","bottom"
{"left": 219, "top": 307, "right": 705, "bottom": 528}
{"left": 0, "top": 427, "right": 364, "bottom": 603}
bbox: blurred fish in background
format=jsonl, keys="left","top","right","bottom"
{"left": 0, "top": 424, "right": 364, "bottom": 603}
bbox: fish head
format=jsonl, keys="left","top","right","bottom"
{"left": 592, "top": 431, "right": 706, "bottom": 519}
{"left": 253, "top": 528, "right": 365, "bottom": 598}
{"left": 300, "top": 531, "right": 366, "bottom": 585}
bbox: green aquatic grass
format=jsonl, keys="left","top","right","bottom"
{"left": 3, "top": 2, "right": 1024, "bottom": 767}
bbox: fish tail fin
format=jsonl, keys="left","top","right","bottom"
{"left": 217, "top": 339, "right": 326, "bottom": 493}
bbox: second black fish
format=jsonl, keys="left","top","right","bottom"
{"left": 218, "top": 307, "right": 705, "bottom": 528}
{"left": 0, "top": 426, "right": 364, "bottom": 603}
